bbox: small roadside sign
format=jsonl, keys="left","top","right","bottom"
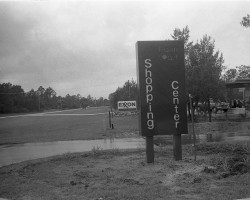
{"left": 117, "top": 101, "right": 137, "bottom": 110}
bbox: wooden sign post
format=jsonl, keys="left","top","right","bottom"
{"left": 136, "top": 41, "right": 188, "bottom": 162}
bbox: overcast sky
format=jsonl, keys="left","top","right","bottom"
{"left": 0, "top": 0, "right": 249, "bottom": 98}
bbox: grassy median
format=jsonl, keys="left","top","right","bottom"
{"left": 0, "top": 108, "right": 139, "bottom": 145}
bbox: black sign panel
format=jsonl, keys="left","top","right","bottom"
{"left": 136, "top": 41, "right": 188, "bottom": 136}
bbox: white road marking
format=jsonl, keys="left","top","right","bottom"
{"left": 38, "top": 108, "right": 82, "bottom": 114}
{"left": 0, "top": 113, "right": 44, "bottom": 119}
{"left": 43, "top": 113, "right": 106, "bottom": 116}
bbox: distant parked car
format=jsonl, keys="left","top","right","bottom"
{"left": 214, "top": 102, "right": 230, "bottom": 113}
{"left": 196, "top": 100, "right": 229, "bottom": 115}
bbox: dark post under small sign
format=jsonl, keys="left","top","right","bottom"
{"left": 173, "top": 134, "right": 182, "bottom": 160}
{"left": 136, "top": 40, "right": 188, "bottom": 163}
{"left": 146, "top": 136, "right": 154, "bottom": 163}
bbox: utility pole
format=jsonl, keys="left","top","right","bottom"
{"left": 128, "top": 80, "right": 130, "bottom": 99}
{"left": 60, "top": 98, "right": 63, "bottom": 110}
{"left": 38, "top": 95, "right": 40, "bottom": 112}
{"left": 37, "top": 91, "right": 41, "bottom": 112}
{"left": 189, "top": 94, "right": 196, "bottom": 161}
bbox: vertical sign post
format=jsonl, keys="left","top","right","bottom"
{"left": 136, "top": 41, "right": 188, "bottom": 162}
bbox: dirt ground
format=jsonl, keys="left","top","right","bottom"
{"left": 1, "top": 143, "right": 250, "bottom": 200}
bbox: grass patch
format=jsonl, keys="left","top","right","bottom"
{"left": 196, "top": 143, "right": 250, "bottom": 155}
{"left": 1, "top": 144, "right": 250, "bottom": 200}
{"left": 90, "top": 146, "right": 121, "bottom": 156}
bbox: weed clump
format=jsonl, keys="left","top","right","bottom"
{"left": 198, "top": 143, "right": 250, "bottom": 178}
{"left": 196, "top": 143, "right": 250, "bottom": 155}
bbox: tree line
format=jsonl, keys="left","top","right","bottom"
{"left": 0, "top": 83, "right": 109, "bottom": 114}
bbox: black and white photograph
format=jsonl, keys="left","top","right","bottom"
{"left": 0, "top": 0, "right": 250, "bottom": 199}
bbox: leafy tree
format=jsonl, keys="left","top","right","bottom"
{"left": 57, "top": 96, "right": 63, "bottom": 109}
{"left": 222, "top": 68, "right": 238, "bottom": 82}
{"left": 241, "top": 14, "right": 250, "bottom": 28}
{"left": 63, "top": 94, "right": 81, "bottom": 109}
{"left": 86, "top": 94, "right": 95, "bottom": 107}
{"left": 37, "top": 86, "right": 45, "bottom": 95}
{"left": 188, "top": 35, "right": 225, "bottom": 121}
{"left": 44, "top": 87, "right": 56, "bottom": 99}
{"left": 80, "top": 96, "right": 88, "bottom": 108}
{"left": 0, "top": 83, "right": 25, "bottom": 113}
{"left": 96, "top": 97, "right": 104, "bottom": 107}
{"left": 91, "top": 97, "right": 109, "bottom": 107}
{"left": 103, "top": 98, "right": 109, "bottom": 106}
{"left": 25, "top": 89, "right": 39, "bottom": 111}
{"left": 10, "top": 85, "right": 25, "bottom": 112}
{"left": 37, "top": 86, "right": 45, "bottom": 111}
{"left": 44, "top": 87, "right": 57, "bottom": 109}
{"left": 236, "top": 65, "right": 250, "bottom": 79}
{"left": 223, "top": 66, "right": 250, "bottom": 82}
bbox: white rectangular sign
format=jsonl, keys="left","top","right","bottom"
{"left": 118, "top": 101, "right": 137, "bottom": 110}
